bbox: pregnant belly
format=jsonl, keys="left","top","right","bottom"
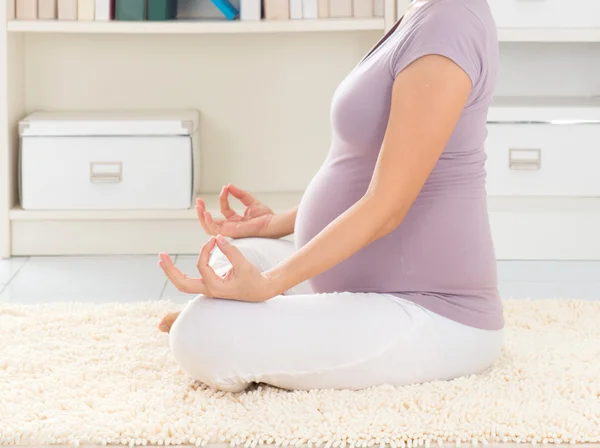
{"left": 294, "top": 163, "right": 497, "bottom": 297}
{"left": 295, "top": 162, "right": 370, "bottom": 254}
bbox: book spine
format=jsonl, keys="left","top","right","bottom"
{"left": 148, "top": 0, "right": 177, "bottom": 20}
{"left": 373, "top": 0, "right": 382, "bottom": 17}
{"left": 211, "top": 0, "right": 239, "bottom": 20}
{"left": 16, "top": 0, "right": 38, "bottom": 19}
{"left": 329, "top": 0, "right": 351, "bottom": 17}
{"left": 240, "top": 0, "right": 261, "bottom": 20}
{"left": 289, "top": 0, "right": 302, "bottom": 19}
{"left": 94, "top": 0, "right": 112, "bottom": 19}
{"left": 264, "top": 0, "right": 288, "bottom": 19}
{"left": 302, "top": 0, "right": 317, "bottom": 19}
{"left": 352, "top": 0, "right": 372, "bottom": 17}
{"left": 78, "top": 0, "right": 95, "bottom": 19}
{"left": 38, "top": 0, "right": 57, "bottom": 19}
{"left": 8, "top": 0, "right": 16, "bottom": 19}
{"left": 317, "top": 0, "right": 328, "bottom": 18}
{"left": 115, "top": 0, "right": 146, "bottom": 20}
{"left": 57, "top": 0, "right": 77, "bottom": 19}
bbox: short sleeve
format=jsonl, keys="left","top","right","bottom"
{"left": 389, "top": 3, "right": 487, "bottom": 88}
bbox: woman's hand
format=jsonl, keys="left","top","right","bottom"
{"left": 158, "top": 234, "right": 278, "bottom": 303}
{"left": 196, "top": 185, "right": 275, "bottom": 238}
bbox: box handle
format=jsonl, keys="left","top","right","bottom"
{"left": 509, "top": 148, "right": 541, "bottom": 171}
{"left": 90, "top": 162, "right": 123, "bottom": 183}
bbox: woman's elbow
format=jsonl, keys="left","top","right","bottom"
{"left": 362, "top": 193, "right": 409, "bottom": 237}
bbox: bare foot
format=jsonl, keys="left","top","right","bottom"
{"left": 159, "top": 312, "right": 180, "bottom": 333}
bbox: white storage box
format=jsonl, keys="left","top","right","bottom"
{"left": 488, "top": 0, "right": 600, "bottom": 29}
{"left": 485, "top": 98, "right": 600, "bottom": 197}
{"left": 19, "top": 110, "right": 199, "bottom": 210}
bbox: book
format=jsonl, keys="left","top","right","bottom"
{"left": 78, "top": 0, "right": 95, "bottom": 19}
{"left": 115, "top": 0, "right": 146, "bottom": 20}
{"left": 329, "top": 0, "right": 351, "bottom": 17}
{"left": 95, "top": 0, "right": 114, "bottom": 20}
{"left": 8, "top": 0, "right": 16, "bottom": 19}
{"left": 302, "top": 0, "right": 317, "bottom": 19}
{"left": 177, "top": 0, "right": 243, "bottom": 20}
{"left": 57, "top": 0, "right": 77, "bottom": 19}
{"left": 317, "top": 0, "right": 328, "bottom": 18}
{"left": 211, "top": 0, "right": 239, "bottom": 20}
{"left": 352, "top": 0, "right": 372, "bottom": 17}
{"left": 373, "top": 0, "right": 382, "bottom": 17}
{"left": 148, "top": 0, "right": 177, "bottom": 20}
{"left": 264, "top": 0, "right": 288, "bottom": 19}
{"left": 38, "top": 0, "right": 57, "bottom": 19}
{"left": 239, "top": 0, "right": 261, "bottom": 20}
{"left": 290, "top": 0, "right": 302, "bottom": 19}
{"left": 16, "top": 0, "right": 38, "bottom": 19}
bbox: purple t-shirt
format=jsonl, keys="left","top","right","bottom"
{"left": 294, "top": 0, "right": 504, "bottom": 330}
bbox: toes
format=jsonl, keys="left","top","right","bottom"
{"left": 159, "top": 312, "right": 180, "bottom": 333}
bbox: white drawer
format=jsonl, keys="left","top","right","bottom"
{"left": 20, "top": 135, "right": 193, "bottom": 210}
{"left": 484, "top": 122, "right": 600, "bottom": 197}
{"left": 488, "top": 0, "right": 600, "bottom": 29}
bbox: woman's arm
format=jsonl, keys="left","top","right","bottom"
{"left": 264, "top": 54, "right": 473, "bottom": 296}
{"left": 262, "top": 206, "right": 298, "bottom": 238}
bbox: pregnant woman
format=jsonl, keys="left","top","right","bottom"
{"left": 158, "top": 0, "right": 504, "bottom": 392}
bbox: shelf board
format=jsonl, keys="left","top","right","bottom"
{"left": 7, "top": 20, "right": 600, "bottom": 41}
{"left": 497, "top": 27, "right": 600, "bottom": 42}
{"left": 9, "top": 192, "right": 302, "bottom": 221}
{"left": 6, "top": 19, "right": 385, "bottom": 34}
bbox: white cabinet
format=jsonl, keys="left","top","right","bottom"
{"left": 485, "top": 101, "right": 600, "bottom": 197}
{"left": 485, "top": 99, "right": 600, "bottom": 260}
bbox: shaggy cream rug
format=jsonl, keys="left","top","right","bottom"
{"left": 1, "top": 299, "right": 599, "bottom": 447}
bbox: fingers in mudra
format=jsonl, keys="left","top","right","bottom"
{"left": 219, "top": 185, "right": 244, "bottom": 222}
{"left": 158, "top": 234, "right": 272, "bottom": 302}
{"left": 159, "top": 251, "right": 207, "bottom": 294}
{"left": 195, "top": 185, "right": 275, "bottom": 238}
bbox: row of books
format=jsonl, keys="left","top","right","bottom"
{"left": 7, "top": 0, "right": 384, "bottom": 21}
{"left": 9, "top": 0, "right": 177, "bottom": 21}
{"left": 265, "top": 0, "right": 383, "bottom": 20}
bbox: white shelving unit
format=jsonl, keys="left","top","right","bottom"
{"left": 0, "top": 2, "right": 396, "bottom": 257}
{"left": 2, "top": 0, "right": 600, "bottom": 259}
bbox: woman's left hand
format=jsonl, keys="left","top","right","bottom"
{"left": 158, "top": 235, "right": 276, "bottom": 302}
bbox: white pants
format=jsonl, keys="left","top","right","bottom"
{"left": 169, "top": 238, "right": 504, "bottom": 392}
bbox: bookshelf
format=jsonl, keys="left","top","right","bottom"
{"left": 0, "top": 1, "right": 395, "bottom": 257}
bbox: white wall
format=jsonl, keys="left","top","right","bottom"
{"left": 23, "top": 31, "right": 380, "bottom": 193}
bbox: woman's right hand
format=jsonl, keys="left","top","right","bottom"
{"left": 196, "top": 184, "right": 276, "bottom": 239}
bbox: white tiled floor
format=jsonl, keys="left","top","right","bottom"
{"left": 0, "top": 256, "right": 599, "bottom": 303}
{"left": 0, "top": 256, "right": 28, "bottom": 290}
{"left": 0, "top": 255, "right": 178, "bottom": 303}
